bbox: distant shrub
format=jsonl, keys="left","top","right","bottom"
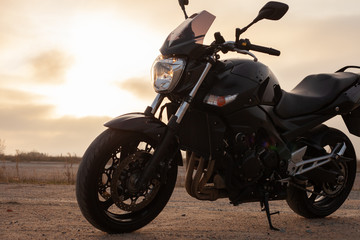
{"left": 2, "top": 150, "right": 81, "bottom": 163}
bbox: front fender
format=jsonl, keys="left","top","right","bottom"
{"left": 104, "top": 112, "right": 183, "bottom": 166}
{"left": 104, "top": 112, "right": 167, "bottom": 141}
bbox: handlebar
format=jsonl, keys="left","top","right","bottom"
{"left": 248, "top": 44, "right": 280, "bottom": 56}
{"left": 212, "top": 34, "right": 281, "bottom": 57}
{"left": 237, "top": 39, "right": 280, "bottom": 56}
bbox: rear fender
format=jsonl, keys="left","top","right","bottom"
{"left": 322, "top": 76, "right": 360, "bottom": 114}
{"left": 343, "top": 107, "right": 360, "bottom": 137}
{"left": 104, "top": 112, "right": 167, "bottom": 142}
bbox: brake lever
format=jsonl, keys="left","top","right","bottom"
{"left": 226, "top": 41, "right": 258, "bottom": 61}
{"left": 215, "top": 41, "right": 258, "bottom": 62}
{"left": 234, "top": 48, "right": 258, "bottom": 62}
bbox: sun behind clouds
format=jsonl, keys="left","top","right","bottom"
{"left": 51, "top": 10, "right": 162, "bottom": 117}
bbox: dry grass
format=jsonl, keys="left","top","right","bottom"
{"left": 0, "top": 163, "right": 6, "bottom": 182}
{"left": 0, "top": 155, "right": 77, "bottom": 185}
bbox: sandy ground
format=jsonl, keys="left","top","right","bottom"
{"left": 1, "top": 180, "right": 360, "bottom": 240}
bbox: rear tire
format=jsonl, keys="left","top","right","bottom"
{"left": 76, "top": 129, "right": 178, "bottom": 233}
{"left": 286, "top": 128, "right": 357, "bottom": 218}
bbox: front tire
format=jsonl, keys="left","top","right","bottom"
{"left": 76, "top": 129, "right": 178, "bottom": 233}
{"left": 286, "top": 128, "right": 357, "bottom": 218}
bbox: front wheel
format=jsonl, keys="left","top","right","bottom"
{"left": 76, "top": 129, "right": 178, "bottom": 233}
{"left": 286, "top": 128, "right": 357, "bottom": 218}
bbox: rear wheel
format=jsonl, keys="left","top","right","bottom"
{"left": 76, "top": 129, "right": 178, "bottom": 233}
{"left": 286, "top": 128, "right": 357, "bottom": 218}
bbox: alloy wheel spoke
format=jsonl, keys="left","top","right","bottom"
{"left": 100, "top": 198, "right": 114, "bottom": 210}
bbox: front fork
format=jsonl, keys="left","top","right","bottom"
{"left": 138, "top": 57, "right": 215, "bottom": 189}
{"left": 144, "top": 94, "right": 165, "bottom": 116}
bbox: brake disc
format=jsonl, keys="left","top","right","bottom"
{"left": 98, "top": 149, "right": 122, "bottom": 201}
{"left": 110, "top": 151, "right": 160, "bottom": 212}
{"left": 322, "top": 162, "right": 346, "bottom": 197}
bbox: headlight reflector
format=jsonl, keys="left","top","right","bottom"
{"left": 151, "top": 56, "right": 186, "bottom": 93}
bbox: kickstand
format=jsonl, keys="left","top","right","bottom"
{"left": 260, "top": 192, "right": 280, "bottom": 231}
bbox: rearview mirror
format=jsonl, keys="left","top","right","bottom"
{"left": 254, "top": 1, "right": 289, "bottom": 23}
{"left": 178, "top": 0, "right": 189, "bottom": 19}
{"left": 178, "top": 0, "right": 189, "bottom": 7}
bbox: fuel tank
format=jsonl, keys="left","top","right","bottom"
{"left": 203, "top": 59, "right": 281, "bottom": 113}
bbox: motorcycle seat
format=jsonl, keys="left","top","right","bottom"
{"left": 275, "top": 72, "right": 358, "bottom": 118}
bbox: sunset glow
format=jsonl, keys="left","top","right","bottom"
{"left": 1, "top": 0, "right": 360, "bottom": 155}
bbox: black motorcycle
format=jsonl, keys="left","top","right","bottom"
{"left": 76, "top": 1, "right": 360, "bottom": 232}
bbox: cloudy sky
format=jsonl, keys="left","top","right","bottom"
{"left": 1, "top": 0, "right": 360, "bottom": 156}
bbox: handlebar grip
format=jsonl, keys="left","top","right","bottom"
{"left": 250, "top": 44, "right": 280, "bottom": 56}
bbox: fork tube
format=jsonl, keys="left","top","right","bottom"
{"left": 175, "top": 59, "right": 214, "bottom": 123}
{"left": 150, "top": 94, "right": 164, "bottom": 115}
{"left": 144, "top": 94, "right": 164, "bottom": 116}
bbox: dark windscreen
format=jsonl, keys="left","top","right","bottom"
{"left": 160, "top": 10, "right": 216, "bottom": 55}
{"left": 166, "top": 10, "right": 216, "bottom": 46}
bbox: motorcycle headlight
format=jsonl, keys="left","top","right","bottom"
{"left": 151, "top": 55, "right": 186, "bottom": 93}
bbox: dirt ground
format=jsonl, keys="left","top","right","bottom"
{"left": 1, "top": 180, "right": 360, "bottom": 240}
